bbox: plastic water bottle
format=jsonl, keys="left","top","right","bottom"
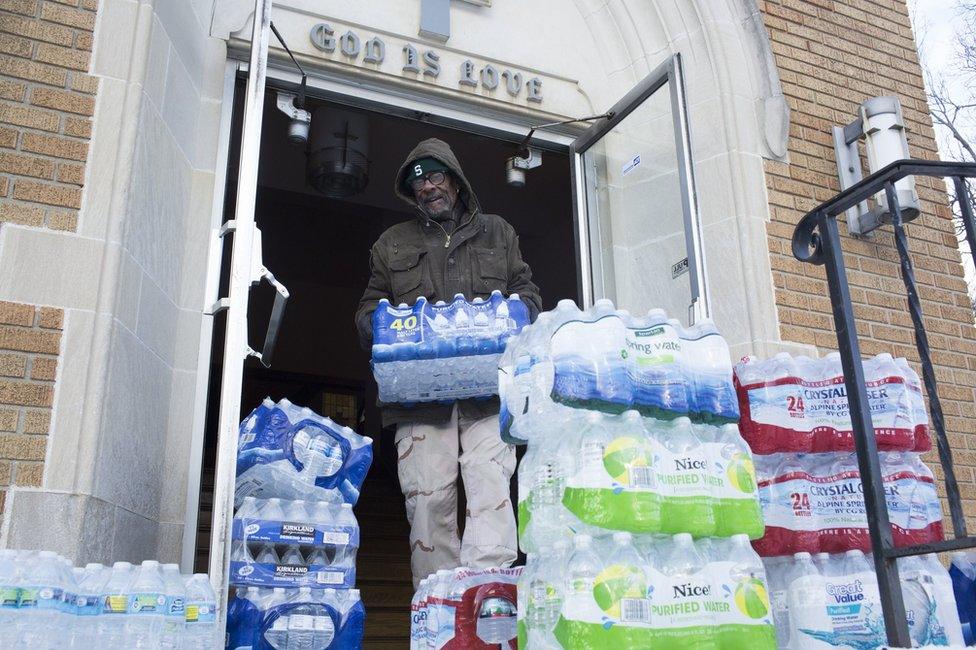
{"left": 658, "top": 417, "right": 715, "bottom": 537}
{"left": 72, "top": 563, "right": 107, "bottom": 648}
{"left": 702, "top": 422, "right": 762, "bottom": 538}
{"left": 160, "top": 563, "right": 185, "bottom": 649}
{"left": 653, "top": 533, "right": 716, "bottom": 648}
{"left": 99, "top": 561, "right": 132, "bottom": 645}
{"left": 720, "top": 534, "right": 775, "bottom": 649}
{"left": 17, "top": 550, "right": 65, "bottom": 649}
{"left": 184, "top": 574, "right": 217, "bottom": 649}
{"left": 124, "top": 560, "right": 167, "bottom": 648}
{"left": 564, "top": 534, "right": 602, "bottom": 615}
{"left": 425, "top": 569, "right": 455, "bottom": 649}
{"left": 0, "top": 549, "right": 20, "bottom": 648}
{"left": 411, "top": 577, "right": 431, "bottom": 649}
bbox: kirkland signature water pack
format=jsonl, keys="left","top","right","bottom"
{"left": 235, "top": 398, "right": 373, "bottom": 507}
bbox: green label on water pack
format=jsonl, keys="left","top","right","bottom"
{"left": 0, "top": 587, "right": 18, "bottom": 607}
{"left": 127, "top": 592, "right": 165, "bottom": 615}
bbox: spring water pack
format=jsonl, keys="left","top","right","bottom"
{"left": 529, "top": 533, "right": 775, "bottom": 650}
{"left": 371, "top": 291, "right": 529, "bottom": 404}
{"left": 735, "top": 352, "right": 930, "bottom": 454}
{"left": 226, "top": 586, "right": 364, "bottom": 650}
{"left": 763, "top": 551, "right": 963, "bottom": 648}
{"left": 235, "top": 398, "right": 373, "bottom": 507}
{"left": 411, "top": 566, "right": 520, "bottom": 650}
{"left": 753, "top": 451, "right": 943, "bottom": 557}
{"left": 499, "top": 299, "right": 739, "bottom": 445}
{"left": 230, "top": 498, "right": 359, "bottom": 589}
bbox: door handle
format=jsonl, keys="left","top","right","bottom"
{"left": 248, "top": 266, "right": 289, "bottom": 367}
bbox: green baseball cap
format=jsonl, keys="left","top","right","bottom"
{"left": 403, "top": 157, "right": 451, "bottom": 192}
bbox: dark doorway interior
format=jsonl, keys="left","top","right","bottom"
{"left": 196, "top": 80, "right": 578, "bottom": 646}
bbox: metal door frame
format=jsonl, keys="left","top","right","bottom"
{"left": 570, "top": 54, "right": 709, "bottom": 320}
{"left": 188, "top": 3, "right": 591, "bottom": 620}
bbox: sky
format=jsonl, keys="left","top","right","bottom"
{"left": 909, "top": 0, "right": 976, "bottom": 296}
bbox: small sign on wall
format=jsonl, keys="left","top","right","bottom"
{"left": 672, "top": 257, "right": 689, "bottom": 279}
{"left": 622, "top": 154, "right": 641, "bottom": 176}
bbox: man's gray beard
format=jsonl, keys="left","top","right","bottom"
{"left": 421, "top": 201, "right": 457, "bottom": 222}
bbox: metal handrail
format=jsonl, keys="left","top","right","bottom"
{"left": 791, "top": 158, "right": 976, "bottom": 646}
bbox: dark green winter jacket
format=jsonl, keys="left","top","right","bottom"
{"left": 355, "top": 138, "right": 542, "bottom": 426}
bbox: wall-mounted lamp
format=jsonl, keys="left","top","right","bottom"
{"left": 506, "top": 112, "right": 614, "bottom": 187}
{"left": 833, "top": 96, "right": 920, "bottom": 236}
{"left": 270, "top": 22, "right": 310, "bottom": 146}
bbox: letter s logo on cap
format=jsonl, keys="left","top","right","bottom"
{"left": 414, "top": 164, "right": 423, "bottom": 176}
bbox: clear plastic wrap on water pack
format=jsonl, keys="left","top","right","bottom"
{"left": 734, "top": 352, "right": 931, "bottom": 454}
{"left": 763, "top": 550, "right": 964, "bottom": 648}
{"left": 499, "top": 299, "right": 739, "bottom": 446}
{"left": 517, "top": 411, "right": 763, "bottom": 550}
{"left": 235, "top": 398, "right": 373, "bottom": 507}
{"left": 371, "top": 291, "right": 530, "bottom": 404}
{"left": 517, "top": 532, "right": 775, "bottom": 650}
{"left": 226, "top": 585, "right": 364, "bottom": 650}
{"left": 752, "top": 451, "right": 943, "bottom": 557}
{"left": 409, "top": 566, "right": 520, "bottom": 650}
{"left": 229, "top": 497, "right": 360, "bottom": 589}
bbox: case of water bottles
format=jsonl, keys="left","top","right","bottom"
{"left": 518, "top": 532, "right": 775, "bottom": 649}
{"left": 235, "top": 398, "right": 373, "bottom": 507}
{"left": 371, "top": 290, "right": 530, "bottom": 404}
{"left": 0, "top": 548, "right": 218, "bottom": 649}
{"left": 499, "top": 298, "right": 739, "bottom": 446}
{"left": 230, "top": 498, "right": 360, "bottom": 589}
{"left": 735, "top": 352, "right": 931, "bottom": 454}
{"left": 754, "top": 451, "right": 944, "bottom": 556}
{"left": 230, "top": 399, "right": 370, "bottom": 649}
{"left": 764, "top": 550, "right": 964, "bottom": 648}
{"left": 517, "top": 411, "right": 765, "bottom": 547}
{"left": 227, "top": 585, "right": 365, "bottom": 650}
{"left": 410, "top": 566, "right": 520, "bottom": 649}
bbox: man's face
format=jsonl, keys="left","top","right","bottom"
{"left": 413, "top": 172, "right": 459, "bottom": 221}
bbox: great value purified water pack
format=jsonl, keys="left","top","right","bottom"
{"left": 409, "top": 566, "right": 520, "bottom": 649}
{"left": 763, "top": 550, "right": 963, "bottom": 648}
{"left": 371, "top": 290, "right": 530, "bottom": 404}
{"left": 231, "top": 399, "right": 368, "bottom": 649}
{"left": 0, "top": 549, "right": 217, "bottom": 649}
{"left": 226, "top": 585, "right": 365, "bottom": 650}
{"left": 519, "top": 533, "right": 774, "bottom": 649}
{"left": 517, "top": 411, "right": 763, "bottom": 548}
{"left": 734, "top": 353, "right": 930, "bottom": 454}
{"left": 753, "top": 451, "right": 943, "bottom": 556}
{"left": 499, "top": 299, "right": 739, "bottom": 446}
{"left": 235, "top": 398, "right": 373, "bottom": 507}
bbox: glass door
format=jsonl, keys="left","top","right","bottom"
{"left": 571, "top": 54, "right": 708, "bottom": 325}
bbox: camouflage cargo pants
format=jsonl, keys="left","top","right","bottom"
{"left": 395, "top": 405, "right": 517, "bottom": 588}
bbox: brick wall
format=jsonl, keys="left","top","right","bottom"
{"left": 759, "top": 0, "right": 976, "bottom": 525}
{"left": 0, "top": 301, "right": 62, "bottom": 513}
{"left": 0, "top": 0, "right": 97, "bottom": 231}
{"left": 0, "top": 0, "right": 96, "bottom": 520}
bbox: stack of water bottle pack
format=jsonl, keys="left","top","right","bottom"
{"left": 227, "top": 398, "right": 373, "bottom": 649}
{"left": 734, "top": 352, "right": 964, "bottom": 647}
{"left": 410, "top": 566, "right": 521, "bottom": 649}
{"left": 371, "top": 290, "right": 530, "bottom": 404}
{"left": 499, "top": 299, "right": 776, "bottom": 649}
{"left": 0, "top": 548, "right": 217, "bottom": 649}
